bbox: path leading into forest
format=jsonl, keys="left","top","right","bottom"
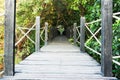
{"left": 4, "top": 36, "right": 116, "bottom": 80}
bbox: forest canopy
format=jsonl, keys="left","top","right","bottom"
{"left": 17, "top": 0, "right": 98, "bottom": 27}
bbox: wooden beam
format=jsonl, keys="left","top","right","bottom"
{"left": 4, "top": 0, "right": 16, "bottom": 76}
{"left": 35, "top": 16, "right": 40, "bottom": 52}
{"left": 73, "top": 23, "right": 77, "bottom": 45}
{"left": 80, "top": 17, "right": 85, "bottom": 52}
{"left": 45, "top": 22, "right": 48, "bottom": 46}
{"left": 101, "top": 0, "right": 113, "bottom": 77}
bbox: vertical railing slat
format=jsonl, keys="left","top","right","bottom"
{"left": 73, "top": 23, "right": 77, "bottom": 45}
{"left": 4, "top": 0, "right": 16, "bottom": 76}
{"left": 101, "top": 0, "right": 113, "bottom": 76}
{"left": 45, "top": 22, "right": 48, "bottom": 46}
{"left": 80, "top": 17, "right": 85, "bottom": 52}
{"left": 35, "top": 16, "right": 40, "bottom": 52}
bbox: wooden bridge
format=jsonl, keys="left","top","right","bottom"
{"left": 3, "top": 36, "right": 116, "bottom": 80}
{"left": 1, "top": 0, "right": 120, "bottom": 79}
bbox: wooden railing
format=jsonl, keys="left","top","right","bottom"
{"left": 0, "top": 16, "right": 48, "bottom": 76}
{"left": 15, "top": 16, "right": 48, "bottom": 52}
{"left": 73, "top": 12, "right": 120, "bottom": 66}
{"left": 73, "top": 23, "right": 80, "bottom": 45}
{"left": 85, "top": 19, "right": 101, "bottom": 55}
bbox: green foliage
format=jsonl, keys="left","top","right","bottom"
{"left": 113, "top": 0, "right": 120, "bottom": 12}
{"left": 0, "top": 27, "right": 4, "bottom": 54}
{"left": 85, "top": 22, "right": 101, "bottom": 63}
{"left": 113, "top": 62, "right": 120, "bottom": 78}
{"left": 84, "top": 0, "right": 120, "bottom": 78}
{"left": 68, "top": 38, "right": 74, "bottom": 44}
{"left": 0, "top": 56, "right": 3, "bottom": 64}
{"left": 66, "top": 0, "right": 94, "bottom": 11}
{"left": 17, "top": 1, "right": 120, "bottom": 78}
{"left": 86, "top": 0, "right": 101, "bottom": 21}
{"left": 57, "top": 25, "right": 64, "bottom": 35}
{"left": 85, "top": 19, "right": 120, "bottom": 78}
{"left": 112, "top": 20, "right": 120, "bottom": 78}
{"left": 0, "top": 0, "right": 4, "bottom": 67}
{"left": 113, "top": 20, "right": 120, "bottom": 56}
{"left": 0, "top": 0, "right": 119, "bottom": 78}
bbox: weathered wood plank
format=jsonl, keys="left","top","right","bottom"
{"left": 4, "top": 77, "right": 117, "bottom": 80}
{"left": 4, "top": 0, "right": 16, "bottom": 76}
{"left": 15, "top": 70, "right": 101, "bottom": 74}
{"left": 14, "top": 73, "right": 103, "bottom": 78}
{"left": 80, "top": 17, "right": 85, "bottom": 52}
{"left": 15, "top": 65, "right": 101, "bottom": 70}
{"left": 101, "top": 0, "right": 113, "bottom": 77}
{"left": 35, "top": 16, "right": 40, "bottom": 52}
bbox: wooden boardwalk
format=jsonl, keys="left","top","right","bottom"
{"left": 3, "top": 36, "right": 116, "bottom": 80}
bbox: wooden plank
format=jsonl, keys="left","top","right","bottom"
{"left": 4, "top": 77, "right": 117, "bottom": 80}
{"left": 80, "top": 17, "right": 85, "bottom": 52}
{"left": 22, "top": 57, "right": 99, "bottom": 63}
{"left": 13, "top": 74, "right": 115, "bottom": 79}
{"left": 19, "top": 61, "right": 100, "bottom": 66}
{"left": 35, "top": 16, "right": 40, "bottom": 52}
{"left": 15, "top": 65, "right": 101, "bottom": 70}
{"left": 101, "top": 0, "right": 113, "bottom": 77}
{"left": 15, "top": 69, "right": 101, "bottom": 74}
{"left": 4, "top": 0, "right": 16, "bottom": 76}
{"left": 14, "top": 73, "right": 103, "bottom": 78}
{"left": 24, "top": 57, "right": 96, "bottom": 61}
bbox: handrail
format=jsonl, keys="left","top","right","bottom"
{"left": 85, "top": 44, "right": 101, "bottom": 55}
{"left": 85, "top": 12, "right": 120, "bottom": 25}
{"left": 15, "top": 23, "right": 36, "bottom": 46}
{"left": 40, "top": 27, "right": 46, "bottom": 42}
{"left": 112, "top": 60, "right": 120, "bottom": 66}
{"left": 85, "top": 24, "right": 101, "bottom": 45}
{"left": 113, "top": 12, "right": 120, "bottom": 16}
{"left": 86, "top": 19, "right": 101, "bottom": 25}
{"left": 17, "top": 27, "right": 35, "bottom": 30}
{"left": 73, "top": 12, "right": 120, "bottom": 66}
{"left": 85, "top": 13, "right": 120, "bottom": 66}
{"left": 73, "top": 26, "right": 80, "bottom": 44}
{"left": 15, "top": 23, "right": 47, "bottom": 46}
{"left": 113, "top": 56, "right": 120, "bottom": 59}
{"left": 0, "top": 16, "right": 48, "bottom": 76}
{"left": 18, "top": 27, "right": 35, "bottom": 44}
{"left": 113, "top": 16, "right": 120, "bottom": 20}
{"left": 85, "top": 27, "right": 102, "bottom": 45}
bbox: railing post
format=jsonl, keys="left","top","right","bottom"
{"left": 101, "top": 0, "right": 112, "bottom": 77}
{"left": 35, "top": 16, "right": 40, "bottom": 52}
{"left": 45, "top": 22, "right": 48, "bottom": 46}
{"left": 4, "top": 0, "right": 16, "bottom": 76}
{"left": 73, "top": 23, "right": 77, "bottom": 45}
{"left": 80, "top": 17, "right": 85, "bottom": 52}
